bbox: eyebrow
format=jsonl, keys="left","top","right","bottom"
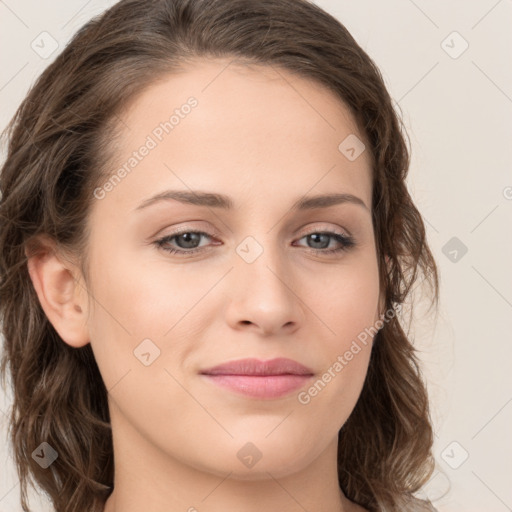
{"left": 133, "top": 190, "right": 369, "bottom": 212}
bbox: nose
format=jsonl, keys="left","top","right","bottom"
{"left": 224, "top": 239, "right": 304, "bottom": 337}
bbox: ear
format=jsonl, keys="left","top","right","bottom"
{"left": 25, "top": 237, "right": 90, "bottom": 348}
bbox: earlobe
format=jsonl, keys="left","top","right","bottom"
{"left": 25, "top": 242, "right": 90, "bottom": 348}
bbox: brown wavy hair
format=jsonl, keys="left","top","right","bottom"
{"left": 0, "top": 0, "right": 440, "bottom": 510}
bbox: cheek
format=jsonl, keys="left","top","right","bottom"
{"left": 298, "top": 291, "right": 376, "bottom": 436}
{"left": 88, "top": 249, "right": 199, "bottom": 339}
{"left": 85, "top": 256, "right": 195, "bottom": 439}
{"left": 316, "top": 257, "right": 380, "bottom": 348}
{"left": 302, "top": 258, "right": 379, "bottom": 408}
{"left": 85, "top": 247, "right": 219, "bottom": 399}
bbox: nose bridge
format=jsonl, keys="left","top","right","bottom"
{"left": 225, "top": 230, "right": 303, "bottom": 333}
{"left": 234, "top": 231, "right": 291, "bottom": 295}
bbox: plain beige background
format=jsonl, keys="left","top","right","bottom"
{"left": 1, "top": 1, "right": 511, "bottom": 511}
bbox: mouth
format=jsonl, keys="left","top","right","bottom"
{"left": 199, "top": 358, "right": 315, "bottom": 399}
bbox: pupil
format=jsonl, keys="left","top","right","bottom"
{"left": 178, "top": 233, "right": 200, "bottom": 248}
{"left": 309, "top": 233, "right": 329, "bottom": 249}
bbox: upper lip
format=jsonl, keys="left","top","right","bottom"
{"left": 200, "top": 357, "right": 314, "bottom": 376}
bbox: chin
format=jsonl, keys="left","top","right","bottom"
{"left": 203, "top": 440, "right": 316, "bottom": 481}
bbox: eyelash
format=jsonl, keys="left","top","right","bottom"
{"left": 154, "top": 228, "right": 356, "bottom": 257}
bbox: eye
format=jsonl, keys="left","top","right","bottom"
{"left": 153, "top": 229, "right": 356, "bottom": 257}
{"left": 293, "top": 231, "right": 356, "bottom": 255}
{"left": 154, "top": 230, "right": 215, "bottom": 256}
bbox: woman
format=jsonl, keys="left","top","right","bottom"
{"left": 0, "top": 0, "right": 439, "bottom": 511}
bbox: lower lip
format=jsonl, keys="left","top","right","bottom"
{"left": 201, "top": 374, "right": 313, "bottom": 399}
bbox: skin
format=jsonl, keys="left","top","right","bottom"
{"left": 26, "top": 57, "right": 385, "bottom": 512}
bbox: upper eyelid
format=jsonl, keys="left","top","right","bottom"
{"left": 161, "top": 226, "right": 350, "bottom": 240}
{"left": 161, "top": 221, "right": 351, "bottom": 238}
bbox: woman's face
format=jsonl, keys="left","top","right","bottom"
{"left": 83, "top": 58, "right": 383, "bottom": 479}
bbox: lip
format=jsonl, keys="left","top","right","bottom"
{"left": 199, "top": 358, "right": 314, "bottom": 399}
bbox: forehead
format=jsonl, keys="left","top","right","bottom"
{"left": 121, "top": 57, "right": 366, "bottom": 145}
{"left": 94, "top": 58, "right": 373, "bottom": 215}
